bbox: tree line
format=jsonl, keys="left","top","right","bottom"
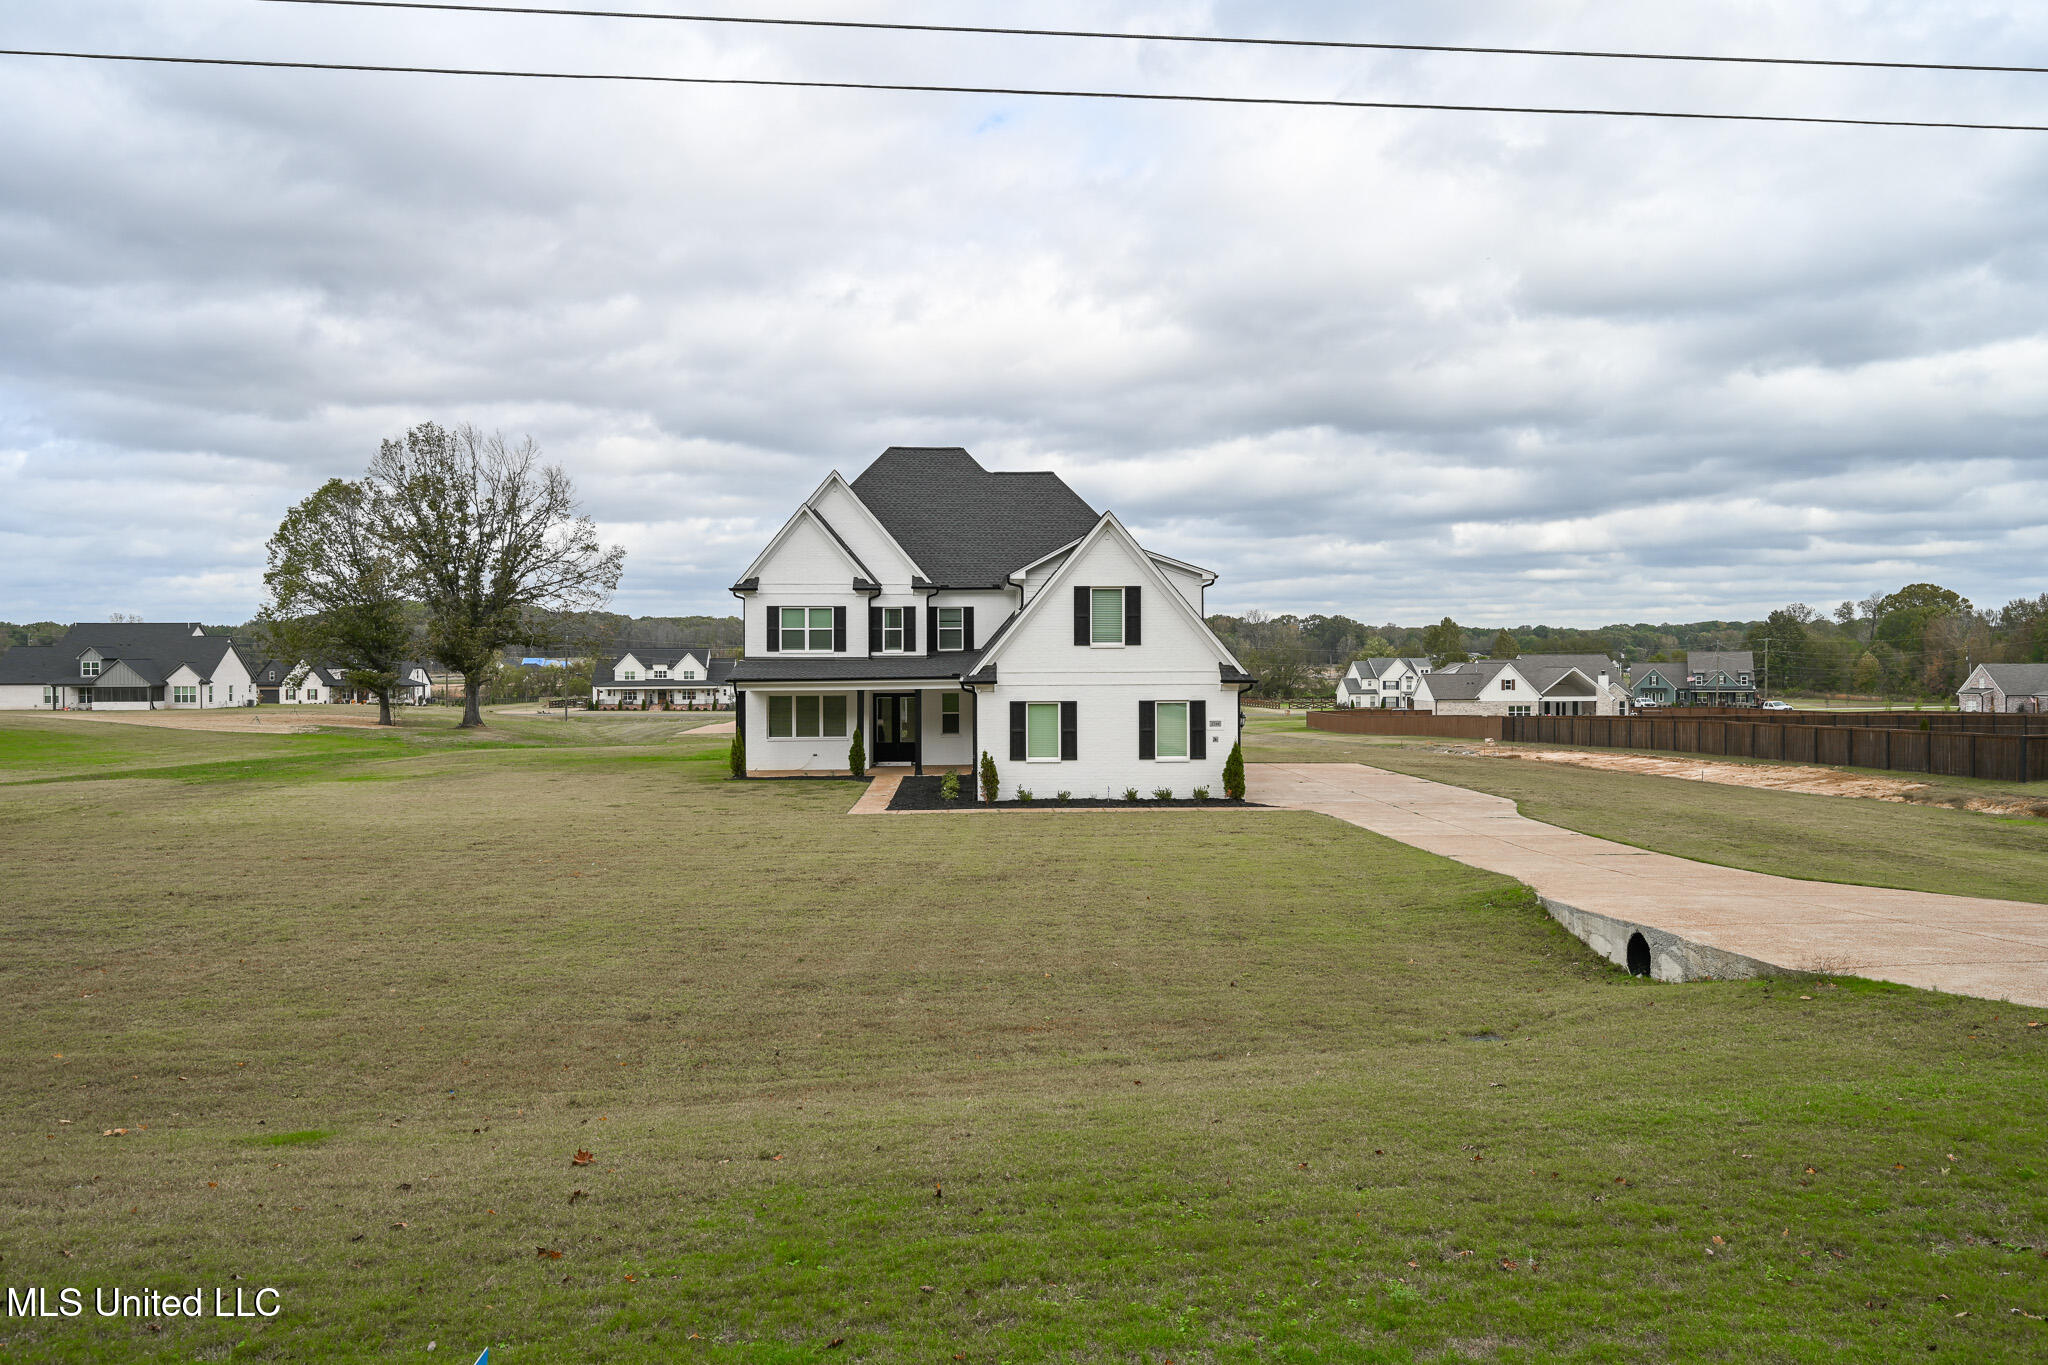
{"left": 1207, "top": 582, "right": 2045, "bottom": 700}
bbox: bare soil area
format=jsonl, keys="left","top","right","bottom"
{"left": 1452, "top": 744, "right": 2048, "bottom": 818}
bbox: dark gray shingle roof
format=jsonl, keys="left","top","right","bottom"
{"left": 848, "top": 447, "right": 1101, "bottom": 589}
{"left": 728, "top": 654, "right": 978, "bottom": 684}
{"left": 1979, "top": 663, "right": 2048, "bottom": 694}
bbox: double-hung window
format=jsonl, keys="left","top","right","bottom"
{"left": 766, "top": 695, "right": 848, "bottom": 739}
{"left": 285, "top": 687, "right": 298, "bottom": 701}
{"left": 940, "top": 693, "right": 961, "bottom": 735}
{"left": 937, "top": 607, "right": 964, "bottom": 651}
{"left": 41, "top": 686, "right": 53, "bottom": 705}
{"left": 1090, "top": 587, "right": 1124, "bottom": 645}
{"left": 1154, "top": 701, "right": 1190, "bottom": 760}
{"left": 780, "top": 607, "right": 834, "bottom": 652}
{"left": 1025, "top": 702, "right": 1061, "bottom": 761}
{"left": 881, "top": 607, "right": 905, "bottom": 652}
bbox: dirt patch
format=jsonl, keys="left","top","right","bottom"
{"left": 1448, "top": 744, "right": 2048, "bottom": 818}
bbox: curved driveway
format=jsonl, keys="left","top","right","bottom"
{"left": 1251, "top": 763, "right": 2048, "bottom": 1008}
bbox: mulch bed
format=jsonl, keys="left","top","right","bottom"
{"left": 886, "top": 775, "right": 1260, "bottom": 811}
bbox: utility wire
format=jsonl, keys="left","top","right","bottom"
{"left": 260, "top": 0, "right": 2048, "bottom": 78}
{"left": 5, "top": 48, "right": 2048, "bottom": 131}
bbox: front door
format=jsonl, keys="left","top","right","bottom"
{"left": 873, "top": 693, "right": 918, "bottom": 764}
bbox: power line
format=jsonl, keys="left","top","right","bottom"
{"left": 5, "top": 48, "right": 2048, "bottom": 131}
{"left": 260, "top": 0, "right": 2048, "bottom": 78}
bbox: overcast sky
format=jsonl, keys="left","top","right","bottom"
{"left": 4, "top": 1, "right": 2047, "bottom": 627}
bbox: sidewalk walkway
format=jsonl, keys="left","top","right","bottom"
{"left": 1251, "top": 763, "right": 2048, "bottom": 1007}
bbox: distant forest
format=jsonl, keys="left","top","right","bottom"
{"left": 10, "top": 580, "right": 2044, "bottom": 703}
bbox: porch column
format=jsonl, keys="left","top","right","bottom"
{"left": 911, "top": 691, "right": 924, "bottom": 776}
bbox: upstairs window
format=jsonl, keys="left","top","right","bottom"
{"left": 653, "top": 667, "right": 668, "bottom": 678}
{"left": 1090, "top": 588, "right": 1124, "bottom": 645}
{"left": 1500, "top": 677, "right": 1516, "bottom": 692}
{"left": 780, "top": 607, "right": 835, "bottom": 652}
{"left": 81, "top": 658, "right": 101, "bottom": 678}
{"left": 937, "top": 607, "right": 964, "bottom": 652}
{"left": 620, "top": 669, "right": 637, "bottom": 681}
{"left": 1738, "top": 673, "right": 1751, "bottom": 685}
{"left": 882, "top": 607, "right": 905, "bottom": 652}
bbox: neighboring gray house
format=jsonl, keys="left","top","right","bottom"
{"left": 1631, "top": 650, "right": 1757, "bottom": 707}
{"left": 1958, "top": 663, "right": 2048, "bottom": 713}
{"left": 0, "top": 622, "right": 255, "bottom": 711}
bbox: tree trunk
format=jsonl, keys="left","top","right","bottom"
{"left": 461, "top": 673, "right": 485, "bottom": 727}
{"left": 377, "top": 689, "right": 394, "bottom": 727}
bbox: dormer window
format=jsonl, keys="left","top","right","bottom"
{"left": 1737, "top": 673, "right": 1750, "bottom": 685}
{"left": 81, "top": 658, "right": 101, "bottom": 678}
{"left": 652, "top": 667, "right": 668, "bottom": 678}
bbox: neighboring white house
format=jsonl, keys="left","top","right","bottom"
{"left": 1337, "top": 657, "right": 1432, "bottom": 709}
{"left": 1411, "top": 657, "right": 1615, "bottom": 717}
{"left": 1958, "top": 663, "right": 2048, "bottom": 713}
{"left": 727, "top": 446, "right": 1253, "bottom": 796}
{"left": 593, "top": 648, "right": 734, "bottom": 709}
{"left": 0, "top": 622, "right": 255, "bottom": 710}
{"left": 252, "top": 659, "right": 433, "bottom": 706}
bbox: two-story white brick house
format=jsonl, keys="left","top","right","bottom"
{"left": 728, "top": 447, "right": 1253, "bottom": 797}
{"left": 1337, "top": 657, "right": 1432, "bottom": 709}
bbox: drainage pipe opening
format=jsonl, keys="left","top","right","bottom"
{"left": 1626, "top": 932, "right": 1652, "bottom": 978}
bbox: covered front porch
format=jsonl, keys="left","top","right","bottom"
{"left": 740, "top": 683, "right": 979, "bottom": 777}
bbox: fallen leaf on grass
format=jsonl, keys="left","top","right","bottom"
{"left": 825, "top": 1339, "right": 845, "bottom": 1350}
{"left": 2012, "top": 1309, "right": 2044, "bottom": 1320}
{"left": 537, "top": 1248, "right": 562, "bottom": 1260}
{"left": 572, "top": 1150, "right": 594, "bottom": 1166}
{"left": 391, "top": 1221, "right": 410, "bottom": 1229}
{"left": 102, "top": 1128, "right": 127, "bottom": 1137}
{"left": 1712, "top": 1236, "right": 1725, "bottom": 1245}
{"left": 568, "top": 1189, "right": 586, "bottom": 1204}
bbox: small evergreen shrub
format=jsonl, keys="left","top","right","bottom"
{"left": 847, "top": 726, "right": 866, "bottom": 778}
{"left": 979, "top": 751, "right": 1000, "bottom": 803}
{"left": 1055, "top": 790, "right": 1072, "bottom": 803}
{"left": 1151, "top": 786, "right": 1174, "bottom": 802}
{"left": 1222, "top": 739, "right": 1246, "bottom": 800}
{"left": 1123, "top": 787, "right": 1142, "bottom": 802}
{"left": 1192, "top": 785, "right": 1211, "bottom": 802}
{"left": 939, "top": 772, "right": 961, "bottom": 802}
{"left": 728, "top": 727, "right": 746, "bottom": 779}
{"left": 1015, "top": 787, "right": 1034, "bottom": 803}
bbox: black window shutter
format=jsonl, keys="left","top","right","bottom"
{"left": 1190, "top": 700, "right": 1207, "bottom": 759}
{"left": 904, "top": 606, "right": 917, "bottom": 653}
{"left": 1138, "top": 700, "right": 1155, "bottom": 760}
{"left": 833, "top": 606, "right": 847, "bottom": 653}
{"left": 962, "top": 605, "right": 975, "bottom": 651}
{"left": 764, "top": 608, "right": 780, "bottom": 652}
{"left": 1074, "top": 586, "right": 1089, "bottom": 645}
{"left": 926, "top": 605, "right": 939, "bottom": 654}
{"left": 1010, "top": 701, "right": 1027, "bottom": 762}
{"left": 1060, "top": 701, "right": 1078, "bottom": 760}
{"left": 869, "top": 605, "right": 882, "bottom": 653}
{"left": 1125, "top": 585, "right": 1142, "bottom": 646}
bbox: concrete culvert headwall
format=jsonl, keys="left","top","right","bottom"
{"left": 1539, "top": 896, "right": 1788, "bottom": 984}
{"left": 1627, "top": 932, "right": 1652, "bottom": 977}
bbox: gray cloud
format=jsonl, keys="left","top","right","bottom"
{"left": 3, "top": 0, "right": 2047, "bottom": 627}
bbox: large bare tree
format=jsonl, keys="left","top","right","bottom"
{"left": 257, "top": 478, "right": 417, "bottom": 726}
{"left": 368, "top": 423, "right": 625, "bottom": 728}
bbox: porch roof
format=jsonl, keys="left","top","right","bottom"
{"left": 729, "top": 653, "right": 977, "bottom": 685}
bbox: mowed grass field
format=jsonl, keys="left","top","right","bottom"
{"left": 1244, "top": 715, "right": 2048, "bottom": 906}
{"left": 2, "top": 712, "right": 2045, "bottom": 1362}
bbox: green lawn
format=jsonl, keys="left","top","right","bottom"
{"left": 1245, "top": 715, "right": 2048, "bottom": 905}
{"left": 2, "top": 714, "right": 2045, "bottom": 1362}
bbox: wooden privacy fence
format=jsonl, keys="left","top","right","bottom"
{"left": 1308, "top": 711, "right": 1508, "bottom": 740}
{"left": 1652, "top": 707, "right": 2048, "bottom": 735}
{"left": 1506, "top": 714, "right": 2045, "bottom": 783}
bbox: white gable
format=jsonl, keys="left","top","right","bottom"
{"left": 749, "top": 509, "right": 870, "bottom": 592}
{"left": 811, "top": 475, "right": 922, "bottom": 586}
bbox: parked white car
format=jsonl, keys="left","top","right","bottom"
{"left": 1761, "top": 699, "right": 1793, "bottom": 711}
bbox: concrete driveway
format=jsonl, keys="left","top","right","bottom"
{"left": 1251, "top": 763, "right": 2048, "bottom": 1007}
